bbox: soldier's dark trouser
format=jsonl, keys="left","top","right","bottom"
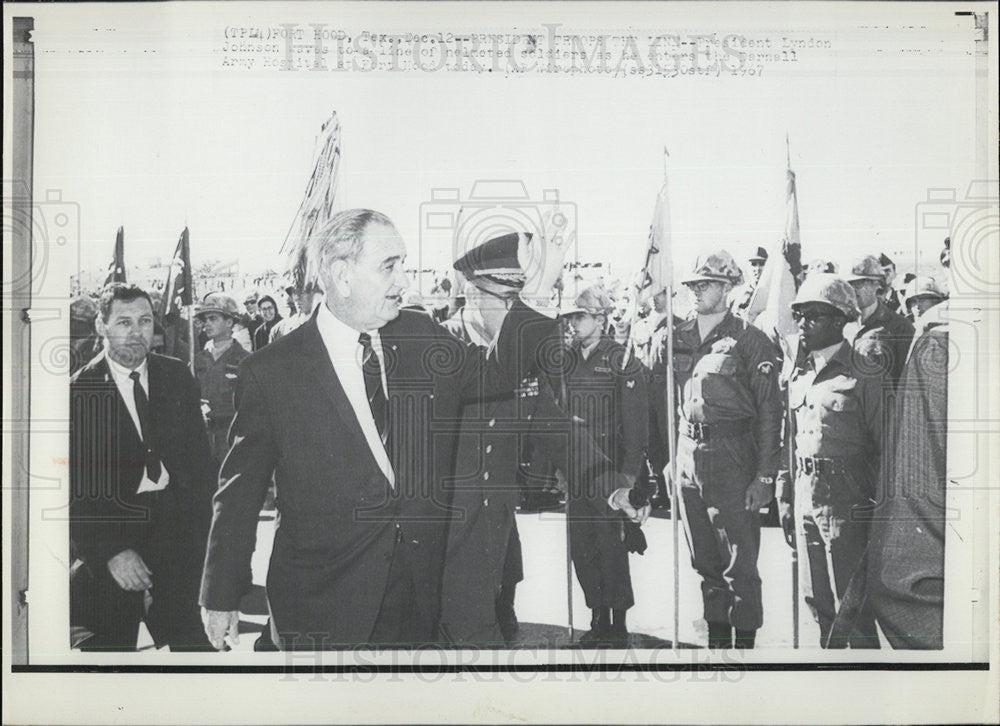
{"left": 677, "top": 431, "right": 763, "bottom": 632}
{"left": 208, "top": 418, "right": 233, "bottom": 464}
{"left": 797, "top": 472, "right": 879, "bottom": 648}
{"left": 568, "top": 497, "right": 634, "bottom": 611}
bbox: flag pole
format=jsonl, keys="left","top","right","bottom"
{"left": 785, "top": 134, "right": 800, "bottom": 648}
{"left": 188, "top": 304, "right": 196, "bottom": 371}
{"left": 660, "top": 146, "right": 681, "bottom": 650}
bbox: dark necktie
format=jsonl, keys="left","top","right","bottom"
{"left": 129, "top": 371, "right": 162, "bottom": 481}
{"left": 358, "top": 333, "right": 389, "bottom": 448}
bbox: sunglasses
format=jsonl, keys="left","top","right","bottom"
{"left": 791, "top": 310, "right": 835, "bottom": 324}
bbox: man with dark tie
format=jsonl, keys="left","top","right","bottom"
{"left": 70, "top": 283, "right": 216, "bottom": 651}
{"left": 199, "top": 208, "right": 568, "bottom": 650}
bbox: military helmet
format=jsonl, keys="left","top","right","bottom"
{"left": 196, "top": 293, "right": 240, "bottom": 320}
{"left": 805, "top": 258, "right": 837, "bottom": 275}
{"left": 902, "top": 276, "right": 946, "bottom": 303}
{"left": 562, "top": 284, "right": 614, "bottom": 317}
{"left": 845, "top": 254, "right": 886, "bottom": 284}
{"left": 681, "top": 250, "right": 744, "bottom": 286}
{"left": 791, "top": 273, "right": 860, "bottom": 320}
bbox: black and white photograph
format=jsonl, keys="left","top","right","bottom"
{"left": 3, "top": 1, "right": 998, "bottom": 724}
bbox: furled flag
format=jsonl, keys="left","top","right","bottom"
{"left": 636, "top": 161, "right": 673, "bottom": 307}
{"left": 281, "top": 111, "right": 342, "bottom": 291}
{"left": 159, "top": 227, "right": 193, "bottom": 361}
{"left": 629, "top": 153, "right": 673, "bottom": 366}
{"left": 104, "top": 226, "right": 126, "bottom": 286}
{"left": 746, "top": 166, "right": 804, "bottom": 357}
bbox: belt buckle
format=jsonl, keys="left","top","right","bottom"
{"left": 802, "top": 457, "right": 814, "bottom": 475}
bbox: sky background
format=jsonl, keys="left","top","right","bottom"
{"left": 14, "top": 2, "right": 979, "bottom": 297}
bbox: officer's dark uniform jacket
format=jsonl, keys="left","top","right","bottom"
{"left": 852, "top": 299, "right": 915, "bottom": 388}
{"left": 779, "top": 339, "right": 885, "bottom": 647}
{"left": 440, "top": 328, "right": 617, "bottom": 643}
{"left": 673, "top": 312, "right": 782, "bottom": 477}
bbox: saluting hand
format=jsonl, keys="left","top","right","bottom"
{"left": 519, "top": 205, "right": 573, "bottom": 298}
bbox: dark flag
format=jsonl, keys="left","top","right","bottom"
{"left": 160, "top": 227, "right": 193, "bottom": 361}
{"left": 104, "top": 226, "right": 126, "bottom": 286}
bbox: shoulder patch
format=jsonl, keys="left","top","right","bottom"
{"left": 757, "top": 360, "right": 774, "bottom": 376}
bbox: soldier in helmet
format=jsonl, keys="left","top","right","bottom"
{"left": 805, "top": 259, "right": 837, "bottom": 277}
{"left": 193, "top": 293, "right": 251, "bottom": 463}
{"left": 776, "top": 274, "right": 884, "bottom": 648}
{"left": 731, "top": 246, "right": 769, "bottom": 320}
{"left": 845, "top": 255, "right": 915, "bottom": 388}
{"left": 749, "top": 247, "right": 768, "bottom": 284}
{"left": 901, "top": 276, "right": 947, "bottom": 323}
{"left": 561, "top": 284, "right": 650, "bottom": 645}
{"left": 671, "top": 251, "right": 782, "bottom": 649}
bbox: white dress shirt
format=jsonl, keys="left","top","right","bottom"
{"left": 315, "top": 303, "right": 394, "bottom": 487}
{"left": 105, "top": 353, "right": 170, "bottom": 494}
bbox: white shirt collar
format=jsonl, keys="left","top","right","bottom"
{"left": 105, "top": 350, "right": 148, "bottom": 384}
{"left": 316, "top": 301, "right": 381, "bottom": 362}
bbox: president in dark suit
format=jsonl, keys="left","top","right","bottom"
{"left": 70, "top": 283, "right": 217, "bottom": 651}
{"left": 199, "top": 208, "right": 568, "bottom": 650}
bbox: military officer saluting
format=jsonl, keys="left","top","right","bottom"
{"left": 777, "top": 274, "right": 884, "bottom": 648}
{"left": 672, "top": 250, "right": 782, "bottom": 649}
{"left": 845, "top": 255, "right": 915, "bottom": 388}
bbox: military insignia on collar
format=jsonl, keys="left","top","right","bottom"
{"left": 757, "top": 360, "right": 774, "bottom": 376}
{"left": 626, "top": 379, "right": 636, "bottom": 389}
{"left": 712, "top": 337, "right": 737, "bottom": 354}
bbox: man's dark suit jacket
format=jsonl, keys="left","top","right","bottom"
{"left": 70, "top": 352, "right": 217, "bottom": 646}
{"left": 199, "top": 300, "right": 556, "bottom": 649}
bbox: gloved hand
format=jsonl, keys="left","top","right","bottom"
{"left": 777, "top": 498, "right": 796, "bottom": 549}
{"left": 622, "top": 519, "right": 648, "bottom": 555}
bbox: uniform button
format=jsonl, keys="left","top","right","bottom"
{"left": 488, "top": 419, "right": 496, "bottom": 427}
{"left": 484, "top": 497, "right": 490, "bottom": 507}
{"left": 483, "top": 471, "right": 490, "bottom": 480}
{"left": 486, "top": 444, "right": 493, "bottom": 454}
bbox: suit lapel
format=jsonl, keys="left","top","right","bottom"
{"left": 297, "top": 319, "right": 364, "bottom": 431}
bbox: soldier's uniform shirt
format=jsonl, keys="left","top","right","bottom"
{"left": 563, "top": 337, "right": 649, "bottom": 611}
{"left": 193, "top": 339, "right": 250, "bottom": 462}
{"left": 672, "top": 312, "right": 782, "bottom": 631}
{"left": 848, "top": 299, "right": 915, "bottom": 388}
{"left": 783, "top": 339, "right": 885, "bottom": 647}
